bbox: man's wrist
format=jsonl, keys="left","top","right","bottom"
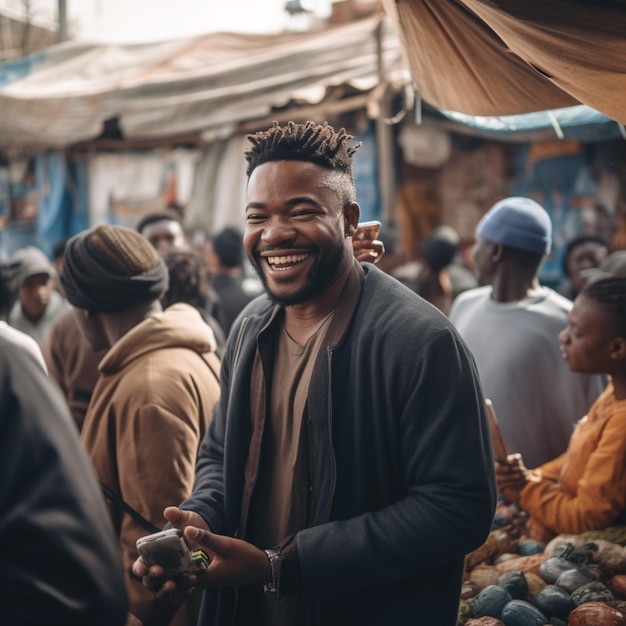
{"left": 263, "top": 549, "right": 281, "bottom": 597}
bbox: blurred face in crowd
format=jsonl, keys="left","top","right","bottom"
{"left": 19, "top": 273, "right": 52, "bottom": 322}
{"left": 559, "top": 291, "right": 620, "bottom": 375}
{"left": 566, "top": 241, "right": 608, "bottom": 293}
{"left": 141, "top": 219, "right": 185, "bottom": 252}
{"left": 203, "top": 241, "right": 220, "bottom": 276}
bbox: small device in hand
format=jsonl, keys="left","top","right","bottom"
{"left": 353, "top": 220, "right": 381, "bottom": 242}
{"left": 136, "top": 528, "right": 209, "bottom": 588}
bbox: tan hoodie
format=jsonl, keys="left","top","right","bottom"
{"left": 81, "top": 303, "right": 221, "bottom": 626}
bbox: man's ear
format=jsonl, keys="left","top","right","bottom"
{"left": 343, "top": 202, "right": 360, "bottom": 237}
{"left": 492, "top": 243, "right": 504, "bottom": 262}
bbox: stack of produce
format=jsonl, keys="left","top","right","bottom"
{"left": 459, "top": 502, "right": 626, "bottom": 625}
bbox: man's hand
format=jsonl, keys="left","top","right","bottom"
{"left": 350, "top": 223, "right": 385, "bottom": 265}
{"left": 132, "top": 506, "right": 272, "bottom": 594}
{"left": 131, "top": 506, "right": 210, "bottom": 595}
{"left": 183, "top": 526, "right": 271, "bottom": 588}
{"left": 353, "top": 237, "right": 385, "bottom": 264}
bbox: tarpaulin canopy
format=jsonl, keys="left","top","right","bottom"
{"left": 0, "top": 15, "right": 404, "bottom": 152}
{"left": 435, "top": 105, "right": 626, "bottom": 142}
{"left": 381, "top": 0, "right": 626, "bottom": 123}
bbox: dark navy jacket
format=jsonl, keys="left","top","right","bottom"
{"left": 183, "top": 262, "right": 496, "bottom": 626}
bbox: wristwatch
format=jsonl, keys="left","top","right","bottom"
{"left": 263, "top": 549, "right": 280, "bottom": 596}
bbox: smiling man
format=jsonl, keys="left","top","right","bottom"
{"left": 134, "top": 121, "right": 496, "bottom": 626}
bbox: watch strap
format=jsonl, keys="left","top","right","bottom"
{"left": 263, "top": 548, "right": 281, "bottom": 597}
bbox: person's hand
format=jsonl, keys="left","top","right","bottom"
{"left": 352, "top": 237, "right": 385, "bottom": 264}
{"left": 495, "top": 453, "right": 529, "bottom": 504}
{"left": 183, "top": 526, "right": 271, "bottom": 588}
{"left": 131, "top": 506, "right": 210, "bottom": 595}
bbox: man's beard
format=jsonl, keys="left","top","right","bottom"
{"left": 249, "top": 243, "right": 346, "bottom": 307}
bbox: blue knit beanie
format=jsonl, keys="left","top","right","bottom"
{"left": 477, "top": 197, "right": 552, "bottom": 255}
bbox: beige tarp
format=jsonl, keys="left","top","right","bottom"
{"left": 381, "top": 0, "right": 626, "bottom": 123}
{"left": 0, "top": 16, "right": 404, "bottom": 151}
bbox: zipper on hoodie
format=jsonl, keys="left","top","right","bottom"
{"left": 324, "top": 346, "right": 337, "bottom": 522}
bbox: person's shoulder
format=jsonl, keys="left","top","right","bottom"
{"left": 0, "top": 322, "right": 46, "bottom": 364}
{"left": 540, "top": 286, "right": 573, "bottom": 312}
{"left": 233, "top": 291, "right": 274, "bottom": 323}
{"left": 361, "top": 266, "right": 458, "bottom": 333}
{"left": 452, "top": 284, "right": 491, "bottom": 304}
{"left": 0, "top": 326, "right": 48, "bottom": 378}
{"left": 363, "top": 265, "right": 422, "bottom": 308}
{"left": 449, "top": 285, "right": 491, "bottom": 319}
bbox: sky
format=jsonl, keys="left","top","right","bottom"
{"left": 1, "top": 0, "right": 334, "bottom": 43}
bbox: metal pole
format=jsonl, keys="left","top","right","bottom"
{"left": 57, "top": 0, "right": 67, "bottom": 42}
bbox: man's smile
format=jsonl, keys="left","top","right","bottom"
{"left": 265, "top": 252, "right": 312, "bottom": 270}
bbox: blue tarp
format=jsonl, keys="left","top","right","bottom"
{"left": 436, "top": 105, "right": 626, "bottom": 143}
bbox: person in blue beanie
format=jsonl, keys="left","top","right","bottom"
{"left": 450, "top": 197, "right": 605, "bottom": 469}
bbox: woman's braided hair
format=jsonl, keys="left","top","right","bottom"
{"left": 244, "top": 120, "right": 360, "bottom": 177}
{"left": 582, "top": 276, "right": 626, "bottom": 337}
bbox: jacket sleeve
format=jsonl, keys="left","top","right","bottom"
{"left": 527, "top": 451, "right": 567, "bottom": 482}
{"left": 180, "top": 336, "right": 233, "bottom": 535}
{"left": 519, "top": 403, "right": 626, "bottom": 535}
{"left": 0, "top": 339, "right": 128, "bottom": 626}
{"left": 297, "top": 324, "right": 497, "bottom": 598}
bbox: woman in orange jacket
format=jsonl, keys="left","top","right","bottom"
{"left": 496, "top": 276, "right": 626, "bottom": 540}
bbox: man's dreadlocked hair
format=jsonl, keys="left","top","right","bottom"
{"left": 582, "top": 277, "right": 626, "bottom": 337}
{"left": 244, "top": 121, "right": 360, "bottom": 178}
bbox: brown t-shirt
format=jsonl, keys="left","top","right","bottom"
{"left": 247, "top": 312, "right": 333, "bottom": 625}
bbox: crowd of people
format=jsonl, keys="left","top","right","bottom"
{"left": 2, "top": 120, "right": 625, "bottom": 626}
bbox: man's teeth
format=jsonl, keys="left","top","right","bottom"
{"left": 267, "top": 253, "right": 310, "bottom": 269}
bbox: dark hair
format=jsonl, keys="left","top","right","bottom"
{"left": 582, "top": 277, "right": 626, "bottom": 337}
{"left": 160, "top": 248, "right": 207, "bottom": 310}
{"left": 561, "top": 234, "right": 608, "bottom": 277}
{"left": 136, "top": 210, "right": 183, "bottom": 235}
{"left": 245, "top": 120, "right": 360, "bottom": 178}
{"left": 421, "top": 226, "right": 460, "bottom": 271}
{"left": 0, "top": 261, "right": 20, "bottom": 320}
{"left": 211, "top": 227, "right": 244, "bottom": 268}
{"left": 52, "top": 238, "right": 68, "bottom": 261}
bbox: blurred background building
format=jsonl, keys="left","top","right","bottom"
{"left": 1, "top": 0, "right": 625, "bottom": 290}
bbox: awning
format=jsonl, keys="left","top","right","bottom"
{"left": 0, "top": 15, "right": 405, "bottom": 151}
{"left": 381, "top": 0, "right": 626, "bottom": 123}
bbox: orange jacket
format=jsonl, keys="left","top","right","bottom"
{"left": 520, "top": 381, "right": 626, "bottom": 535}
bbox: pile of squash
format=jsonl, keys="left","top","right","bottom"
{"left": 459, "top": 503, "right": 626, "bottom": 625}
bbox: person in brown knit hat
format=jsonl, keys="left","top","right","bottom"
{"left": 61, "top": 224, "right": 221, "bottom": 626}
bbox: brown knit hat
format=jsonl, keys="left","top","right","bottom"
{"left": 61, "top": 224, "right": 169, "bottom": 312}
